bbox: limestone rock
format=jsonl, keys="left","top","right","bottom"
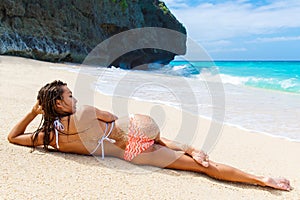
{"left": 0, "top": 0, "right": 186, "bottom": 68}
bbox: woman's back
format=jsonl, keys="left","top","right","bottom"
{"left": 54, "top": 108, "right": 160, "bottom": 156}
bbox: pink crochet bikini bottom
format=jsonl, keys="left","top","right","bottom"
{"left": 123, "top": 115, "right": 155, "bottom": 161}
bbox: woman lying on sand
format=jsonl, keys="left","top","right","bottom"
{"left": 8, "top": 80, "right": 291, "bottom": 191}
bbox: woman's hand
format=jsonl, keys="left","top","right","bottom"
{"left": 8, "top": 101, "right": 44, "bottom": 146}
{"left": 31, "top": 101, "right": 44, "bottom": 115}
{"left": 184, "top": 146, "right": 209, "bottom": 167}
{"left": 190, "top": 148, "right": 209, "bottom": 167}
{"left": 158, "top": 137, "right": 210, "bottom": 168}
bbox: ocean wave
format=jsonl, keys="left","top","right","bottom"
{"left": 149, "top": 63, "right": 202, "bottom": 77}
{"left": 54, "top": 62, "right": 300, "bottom": 94}
{"left": 54, "top": 63, "right": 300, "bottom": 141}
{"left": 219, "top": 74, "right": 300, "bottom": 93}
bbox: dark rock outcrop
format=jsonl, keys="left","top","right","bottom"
{"left": 0, "top": 0, "right": 186, "bottom": 68}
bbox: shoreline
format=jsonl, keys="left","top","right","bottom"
{"left": 1, "top": 56, "right": 299, "bottom": 199}
{"left": 97, "top": 89, "right": 300, "bottom": 143}
{"left": 52, "top": 61, "right": 300, "bottom": 142}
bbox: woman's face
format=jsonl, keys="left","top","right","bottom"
{"left": 56, "top": 86, "right": 78, "bottom": 114}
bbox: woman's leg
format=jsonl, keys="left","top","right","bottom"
{"left": 130, "top": 144, "right": 291, "bottom": 191}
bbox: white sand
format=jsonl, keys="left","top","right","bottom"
{"left": 0, "top": 55, "right": 299, "bottom": 199}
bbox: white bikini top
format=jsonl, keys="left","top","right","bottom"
{"left": 89, "top": 121, "right": 116, "bottom": 159}
{"left": 53, "top": 119, "right": 116, "bottom": 159}
{"left": 53, "top": 119, "right": 64, "bottom": 149}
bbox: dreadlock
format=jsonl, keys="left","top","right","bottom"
{"left": 31, "top": 80, "right": 69, "bottom": 151}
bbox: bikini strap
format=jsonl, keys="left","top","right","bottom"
{"left": 53, "top": 119, "right": 64, "bottom": 149}
{"left": 90, "top": 122, "right": 116, "bottom": 159}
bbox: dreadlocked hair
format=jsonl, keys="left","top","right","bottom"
{"left": 31, "top": 80, "right": 70, "bottom": 151}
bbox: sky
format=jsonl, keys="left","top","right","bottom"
{"left": 163, "top": 0, "right": 300, "bottom": 60}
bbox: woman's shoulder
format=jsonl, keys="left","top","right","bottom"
{"left": 77, "top": 105, "right": 100, "bottom": 114}
{"left": 74, "top": 105, "right": 98, "bottom": 120}
{"left": 75, "top": 105, "right": 117, "bottom": 123}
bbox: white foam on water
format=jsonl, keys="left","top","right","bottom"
{"left": 55, "top": 65, "right": 300, "bottom": 142}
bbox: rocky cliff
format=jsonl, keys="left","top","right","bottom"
{"left": 0, "top": 0, "right": 186, "bottom": 68}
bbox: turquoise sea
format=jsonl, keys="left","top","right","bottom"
{"left": 63, "top": 60, "right": 300, "bottom": 142}
{"left": 165, "top": 61, "right": 300, "bottom": 94}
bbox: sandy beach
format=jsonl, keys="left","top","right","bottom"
{"left": 1, "top": 55, "right": 299, "bottom": 199}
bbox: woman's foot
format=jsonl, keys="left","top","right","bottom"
{"left": 262, "top": 177, "right": 291, "bottom": 191}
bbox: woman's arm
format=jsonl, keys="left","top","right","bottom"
{"left": 7, "top": 101, "right": 44, "bottom": 146}
{"left": 82, "top": 105, "right": 118, "bottom": 122}
{"left": 95, "top": 109, "right": 118, "bottom": 122}
{"left": 158, "top": 137, "right": 209, "bottom": 167}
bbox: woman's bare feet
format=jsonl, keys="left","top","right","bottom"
{"left": 262, "top": 177, "right": 291, "bottom": 191}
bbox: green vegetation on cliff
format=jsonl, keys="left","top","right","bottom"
{"left": 112, "top": 0, "right": 128, "bottom": 12}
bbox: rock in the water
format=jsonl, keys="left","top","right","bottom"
{"left": 0, "top": 0, "right": 186, "bottom": 69}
